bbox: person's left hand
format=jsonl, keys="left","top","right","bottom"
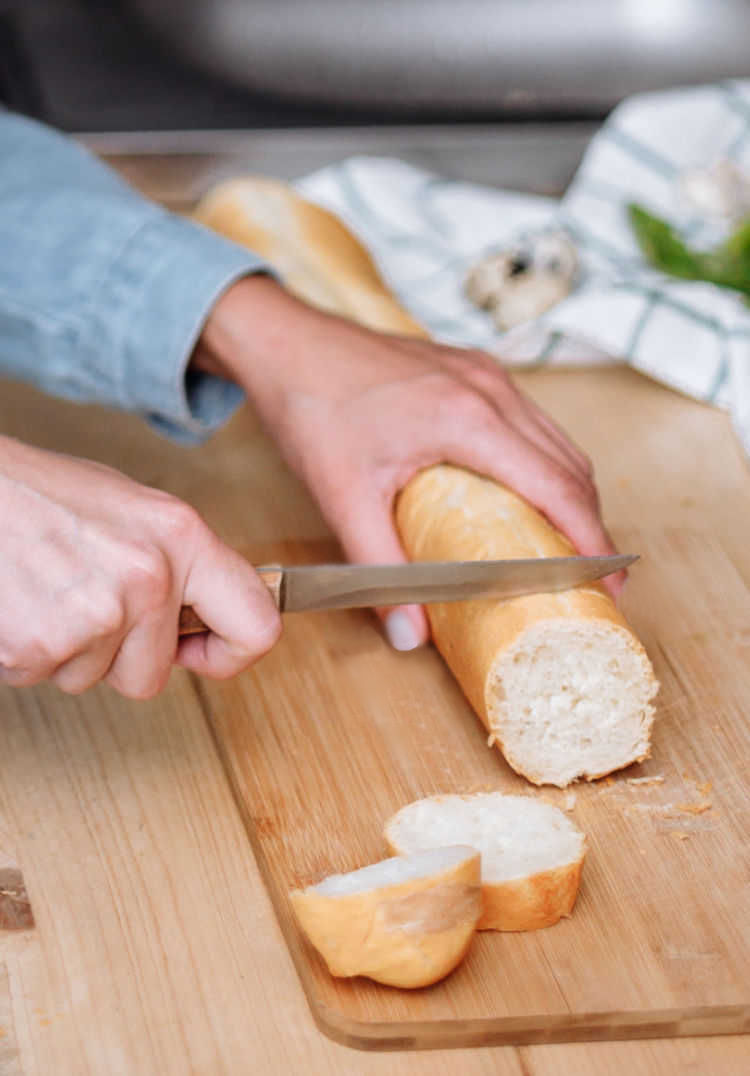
{"left": 196, "top": 277, "right": 622, "bottom": 651}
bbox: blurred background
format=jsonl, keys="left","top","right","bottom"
{"left": 2, "top": 0, "right": 750, "bottom": 190}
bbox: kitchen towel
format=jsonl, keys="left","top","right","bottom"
{"left": 297, "top": 81, "right": 750, "bottom": 457}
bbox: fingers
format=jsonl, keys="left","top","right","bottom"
{"left": 522, "top": 398, "right": 593, "bottom": 478}
{"left": 324, "top": 490, "right": 430, "bottom": 651}
{"left": 453, "top": 357, "right": 592, "bottom": 483}
{"left": 175, "top": 538, "right": 282, "bottom": 679}
{"left": 105, "top": 605, "right": 179, "bottom": 699}
{"left": 51, "top": 639, "right": 119, "bottom": 695}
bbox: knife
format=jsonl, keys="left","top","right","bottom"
{"left": 178, "top": 553, "right": 636, "bottom": 635}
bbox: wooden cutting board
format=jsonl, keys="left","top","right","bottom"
{"left": 191, "top": 366, "right": 750, "bottom": 1051}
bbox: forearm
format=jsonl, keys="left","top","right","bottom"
{"left": 0, "top": 111, "right": 272, "bottom": 442}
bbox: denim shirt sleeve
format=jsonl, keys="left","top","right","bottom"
{"left": 0, "top": 111, "right": 273, "bottom": 442}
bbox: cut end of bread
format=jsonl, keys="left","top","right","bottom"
{"left": 289, "top": 845, "right": 481, "bottom": 988}
{"left": 385, "top": 793, "right": 586, "bottom": 931}
{"left": 489, "top": 620, "right": 658, "bottom": 787}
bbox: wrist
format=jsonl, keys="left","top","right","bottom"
{"left": 193, "top": 275, "right": 319, "bottom": 408}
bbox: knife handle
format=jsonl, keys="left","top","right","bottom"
{"left": 178, "top": 565, "right": 284, "bottom": 636}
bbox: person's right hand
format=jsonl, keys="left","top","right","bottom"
{"left": 0, "top": 435, "right": 281, "bottom": 698}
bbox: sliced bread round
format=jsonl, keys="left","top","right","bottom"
{"left": 289, "top": 845, "right": 481, "bottom": 988}
{"left": 385, "top": 793, "right": 586, "bottom": 931}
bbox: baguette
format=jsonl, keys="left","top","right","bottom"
{"left": 194, "top": 178, "right": 659, "bottom": 787}
{"left": 396, "top": 466, "right": 658, "bottom": 786}
{"left": 385, "top": 793, "right": 586, "bottom": 931}
{"left": 289, "top": 845, "right": 481, "bottom": 988}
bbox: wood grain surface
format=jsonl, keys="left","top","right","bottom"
{"left": 0, "top": 144, "right": 748, "bottom": 1071}
{"left": 1, "top": 367, "right": 749, "bottom": 1072}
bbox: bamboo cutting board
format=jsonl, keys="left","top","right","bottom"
{"left": 189, "top": 183, "right": 750, "bottom": 1050}
{"left": 191, "top": 405, "right": 750, "bottom": 1050}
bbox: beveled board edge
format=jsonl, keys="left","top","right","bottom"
{"left": 310, "top": 1003, "right": 750, "bottom": 1053}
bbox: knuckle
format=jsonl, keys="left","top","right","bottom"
{"left": 555, "top": 470, "right": 598, "bottom": 508}
{"left": 125, "top": 546, "right": 173, "bottom": 611}
{"left": 85, "top": 593, "right": 126, "bottom": 637}
{"left": 445, "top": 386, "right": 495, "bottom": 428}
{"left": 156, "top": 496, "right": 204, "bottom": 545}
{"left": 9, "top": 635, "right": 58, "bottom": 673}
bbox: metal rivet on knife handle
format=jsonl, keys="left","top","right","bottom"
{"left": 178, "top": 564, "right": 284, "bottom": 636}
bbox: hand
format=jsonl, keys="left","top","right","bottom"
{"left": 0, "top": 436, "right": 281, "bottom": 697}
{"left": 197, "top": 277, "right": 622, "bottom": 651}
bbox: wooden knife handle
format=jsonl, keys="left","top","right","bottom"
{"left": 178, "top": 565, "right": 284, "bottom": 636}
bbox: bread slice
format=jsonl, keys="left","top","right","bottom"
{"left": 195, "top": 178, "right": 659, "bottom": 788}
{"left": 385, "top": 793, "right": 586, "bottom": 931}
{"left": 396, "top": 466, "right": 659, "bottom": 787}
{"left": 289, "top": 845, "right": 482, "bottom": 988}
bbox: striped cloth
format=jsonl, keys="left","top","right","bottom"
{"left": 297, "top": 81, "right": 750, "bottom": 456}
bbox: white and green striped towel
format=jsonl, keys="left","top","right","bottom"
{"left": 297, "top": 81, "right": 750, "bottom": 457}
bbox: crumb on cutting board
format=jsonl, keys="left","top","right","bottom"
{"left": 676, "top": 800, "right": 713, "bottom": 815}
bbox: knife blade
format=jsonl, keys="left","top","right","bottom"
{"left": 178, "top": 553, "right": 636, "bottom": 634}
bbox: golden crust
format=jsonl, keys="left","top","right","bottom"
{"left": 477, "top": 856, "right": 585, "bottom": 931}
{"left": 193, "top": 178, "right": 425, "bottom": 336}
{"left": 289, "top": 851, "right": 482, "bottom": 988}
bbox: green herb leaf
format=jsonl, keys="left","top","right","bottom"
{"left": 627, "top": 202, "right": 750, "bottom": 297}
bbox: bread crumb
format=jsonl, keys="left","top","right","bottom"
{"left": 695, "top": 780, "right": 713, "bottom": 798}
{"left": 671, "top": 831, "right": 691, "bottom": 841}
{"left": 676, "top": 801, "right": 712, "bottom": 815}
{"left": 626, "top": 775, "right": 665, "bottom": 786}
{"left": 624, "top": 803, "right": 676, "bottom": 817}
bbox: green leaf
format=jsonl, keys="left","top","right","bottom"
{"left": 627, "top": 202, "right": 750, "bottom": 297}
{"left": 627, "top": 204, "right": 705, "bottom": 280}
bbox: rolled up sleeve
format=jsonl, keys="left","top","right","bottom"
{"left": 0, "top": 111, "right": 271, "bottom": 442}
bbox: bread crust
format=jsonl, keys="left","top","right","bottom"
{"left": 289, "top": 850, "right": 482, "bottom": 988}
{"left": 477, "top": 857, "right": 585, "bottom": 931}
{"left": 194, "top": 178, "right": 425, "bottom": 335}
{"left": 384, "top": 794, "right": 587, "bottom": 931}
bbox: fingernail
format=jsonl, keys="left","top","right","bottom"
{"left": 384, "top": 610, "right": 422, "bottom": 652}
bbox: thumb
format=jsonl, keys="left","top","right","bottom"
{"left": 330, "top": 493, "right": 429, "bottom": 652}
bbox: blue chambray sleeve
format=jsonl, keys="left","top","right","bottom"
{"left": 0, "top": 111, "right": 273, "bottom": 442}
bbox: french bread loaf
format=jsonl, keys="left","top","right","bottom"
{"left": 194, "top": 178, "right": 659, "bottom": 787}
